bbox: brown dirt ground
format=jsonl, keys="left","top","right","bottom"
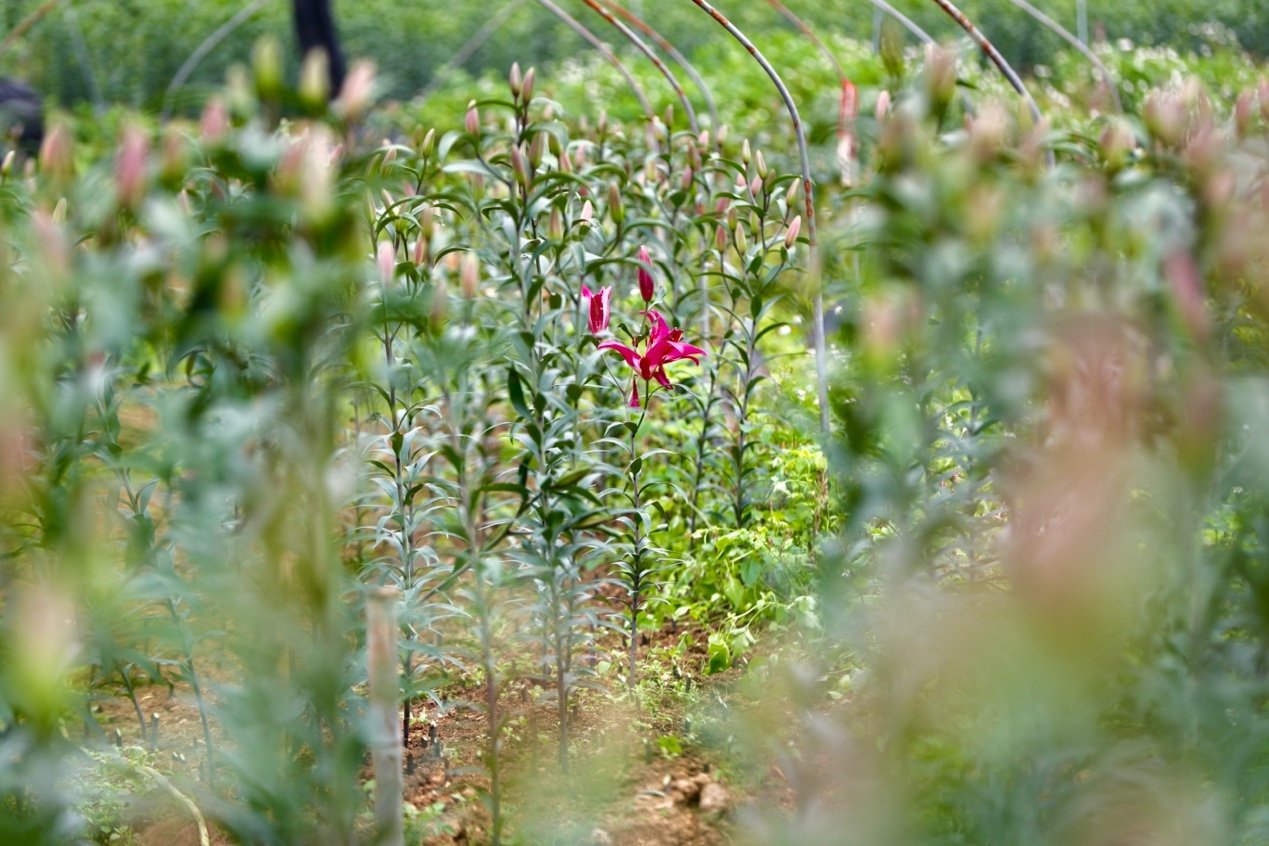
{"left": 87, "top": 619, "right": 756, "bottom": 846}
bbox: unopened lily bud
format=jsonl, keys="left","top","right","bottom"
{"left": 749, "top": 173, "right": 763, "bottom": 198}
{"left": 650, "top": 116, "right": 667, "bottom": 142}
{"left": 607, "top": 183, "right": 623, "bottom": 224}
{"left": 509, "top": 62, "right": 523, "bottom": 99}
{"left": 412, "top": 234, "right": 428, "bottom": 267}
{"left": 1099, "top": 119, "right": 1135, "bottom": 170}
{"left": 420, "top": 128, "right": 436, "bottom": 157}
{"left": 598, "top": 110, "right": 609, "bottom": 136}
{"left": 200, "top": 97, "right": 230, "bottom": 146}
{"left": 116, "top": 125, "right": 150, "bottom": 210}
{"left": 39, "top": 123, "right": 74, "bottom": 182}
{"left": 699, "top": 129, "right": 711, "bottom": 149}
{"left": 252, "top": 37, "right": 283, "bottom": 100}
{"left": 715, "top": 223, "right": 727, "bottom": 249}
{"left": 924, "top": 44, "right": 957, "bottom": 114}
{"left": 741, "top": 138, "right": 751, "bottom": 164}
{"left": 663, "top": 104, "right": 674, "bottom": 129}
{"left": 637, "top": 245, "right": 655, "bottom": 302}
{"left": 511, "top": 144, "right": 529, "bottom": 187}
{"left": 420, "top": 204, "right": 436, "bottom": 238}
{"left": 735, "top": 225, "right": 748, "bottom": 255}
{"left": 680, "top": 167, "right": 693, "bottom": 192}
{"left": 875, "top": 89, "right": 891, "bottom": 122}
{"left": 159, "top": 126, "right": 187, "bottom": 188}
{"left": 10, "top": 585, "right": 78, "bottom": 723}
{"left": 784, "top": 215, "right": 802, "bottom": 249}
{"left": 727, "top": 206, "right": 738, "bottom": 232}
{"left": 1, "top": 150, "right": 13, "bottom": 176}
{"left": 559, "top": 146, "right": 573, "bottom": 174}
{"left": 755, "top": 150, "right": 767, "bottom": 179}
{"left": 549, "top": 206, "right": 564, "bottom": 240}
{"left": 377, "top": 241, "right": 395, "bottom": 284}
{"left": 1143, "top": 92, "right": 1184, "bottom": 145}
{"left": 460, "top": 252, "right": 479, "bottom": 299}
{"left": 521, "top": 67, "right": 536, "bottom": 102}
{"left": 336, "top": 61, "right": 376, "bottom": 122}
{"left": 299, "top": 49, "right": 330, "bottom": 108}
{"left": 786, "top": 179, "right": 799, "bottom": 209}
{"left": 580, "top": 199, "right": 594, "bottom": 226}
{"left": 465, "top": 101, "right": 481, "bottom": 135}
{"left": 430, "top": 276, "right": 448, "bottom": 331}
{"left": 529, "top": 131, "right": 546, "bottom": 167}
{"left": 717, "top": 124, "right": 729, "bottom": 145}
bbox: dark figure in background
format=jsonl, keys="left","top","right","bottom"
{"left": 292, "top": 0, "right": 346, "bottom": 97}
{"left": 0, "top": 77, "right": 43, "bottom": 152}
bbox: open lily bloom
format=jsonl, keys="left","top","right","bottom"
{"left": 580, "top": 284, "right": 611, "bottom": 335}
{"left": 599, "top": 309, "right": 706, "bottom": 407}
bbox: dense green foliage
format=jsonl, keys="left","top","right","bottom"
{"left": 3, "top": 0, "right": 1266, "bottom": 107}
{"left": 2, "top": 11, "right": 1269, "bottom": 846}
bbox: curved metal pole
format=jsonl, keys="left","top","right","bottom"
{"left": 926, "top": 0, "right": 1043, "bottom": 127}
{"left": 580, "top": 0, "right": 699, "bottom": 133}
{"left": 161, "top": 0, "right": 270, "bottom": 121}
{"left": 870, "top": 0, "right": 935, "bottom": 44}
{"left": 534, "top": 0, "right": 653, "bottom": 120}
{"left": 687, "top": 0, "right": 829, "bottom": 434}
{"left": 600, "top": 0, "right": 719, "bottom": 132}
{"left": 0, "top": 0, "right": 62, "bottom": 58}
{"left": 416, "top": 0, "right": 527, "bottom": 106}
{"left": 1002, "top": 0, "right": 1121, "bottom": 112}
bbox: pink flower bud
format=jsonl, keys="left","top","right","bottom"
{"left": 116, "top": 125, "right": 150, "bottom": 210}
{"left": 637, "top": 245, "right": 655, "bottom": 302}
{"left": 580, "top": 199, "right": 594, "bottom": 226}
{"left": 336, "top": 61, "right": 376, "bottom": 122}
{"left": 200, "top": 97, "right": 230, "bottom": 146}
{"left": 581, "top": 283, "right": 611, "bottom": 334}
{"left": 460, "top": 252, "right": 480, "bottom": 299}
{"left": 465, "top": 101, "right": 480, "bottom": 135}
{"left": 521, "top": 67, "right": 536, "bottom": 102}
{"left": 509, "top": 62, "right": 523, "bottom": 99}
{"left": 377, "top": 241, "right": 395, "bottom": 284}
{"left": 510, "top": 144, "right": 529, "bottom": 187}
{"left": 784, "top": 215, "right": 802, "bottom": 249}
{"left": 38, "top": 124, "right": 74, "bottom": 182}
{"left": 875, "top": 90, "right": 891, "bottom": 122}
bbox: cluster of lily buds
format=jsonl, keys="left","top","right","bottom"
{"left": 508, "top": 62, "right": 536, "bottom": 105}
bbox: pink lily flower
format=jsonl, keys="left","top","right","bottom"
{"left": 636, "top": 245, "right": 655, "bottom": 303}
{"left": 580, "top": 284, "right": 612, "bottom": 335}
{"left": 599, "top": 309, "right": 706, "bottom": 407}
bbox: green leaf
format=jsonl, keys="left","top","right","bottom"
{"left": 507, "top": 368, "right": 532, "bottom": 420}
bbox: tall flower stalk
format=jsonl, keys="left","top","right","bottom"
{"left": 597, "top": 271, "right": 706, "bottom": 688}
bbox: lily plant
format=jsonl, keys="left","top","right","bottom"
{"left": 587, "top": 253, "right": 706, "bottom": 688}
